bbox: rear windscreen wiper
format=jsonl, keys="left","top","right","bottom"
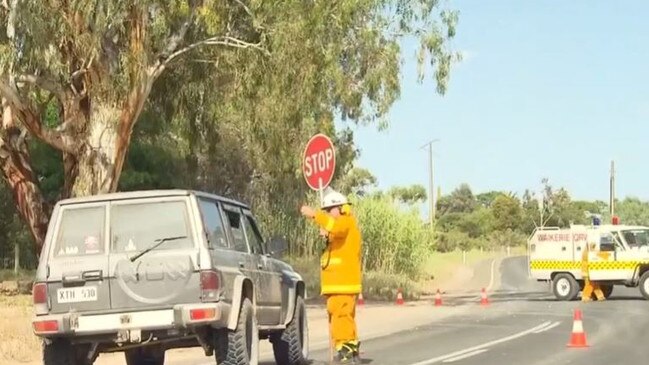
{"left": 129, "top": 236, "right": 187, "bottom": 262}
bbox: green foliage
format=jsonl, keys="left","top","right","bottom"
{"left": 614, "top": 198, "right": 649, "bottom": 225}
{"left": 389, "top": 184, "right": 427, "bottom": 204}
{"left": 337, "top": 167, "right": 378, "bottom": 196}
{"left": 0, "top": 0, "right": 460, "bottom": 254}
{"left": 436, "top": 183, "right": 476, "bottom": 215}
{"left": 433, "top": 179, "right": 629, "bottom": 253}
{"left": 491, "top": 194, "right": 522, "bottom": 231}
{"left": 353, "top": 195, "right": 433, "bottom": 278}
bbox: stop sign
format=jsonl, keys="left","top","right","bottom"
{"left": 302, "top": 133, "right": 336, "bottom": 191}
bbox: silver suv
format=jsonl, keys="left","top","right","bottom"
{"left": 32, "top": 190, "right": 308, "bottom": 365}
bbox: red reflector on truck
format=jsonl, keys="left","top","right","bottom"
{"left": 190, "top": 308, "right": 216, "bottom": 321}
{"left": 200, "top": 270, "right": 219, "bottom": 290}
{"left": 200, "top": 270, "right": 220, "bottom": 301}
{"left": 33, "top": 320, "right": 59, "bottom": 333}
{"left": 33, "top": 283, "right": 47, "bottom": 305}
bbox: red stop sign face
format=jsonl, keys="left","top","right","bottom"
{"left": 302, "top": 133, "right": 336, "bottom": 191}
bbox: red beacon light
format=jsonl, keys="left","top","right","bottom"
{"left": 612, "top": 216, "right": 620, "bottom": 225}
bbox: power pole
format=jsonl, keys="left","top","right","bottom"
{"left": 610, "top": 160, "right": 615, "bottom": 217}
{"left": 421, "top": 139, "right": 439, "bottom": 227}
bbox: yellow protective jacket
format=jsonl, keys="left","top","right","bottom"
{"left": 313, "top": 210, "right": 362, "bottom": 295}
{"left": 581, "top": 245, "right": 589, "bottom": 278}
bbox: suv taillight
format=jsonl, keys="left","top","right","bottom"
{"left": 33, "top": 282, "right": 49, "bottom": 315}
{"left": 200, "top": 270, "right": 220, "bottom": 302}
{"left": 33, "top": 282, "right": 47, "bottom": 305}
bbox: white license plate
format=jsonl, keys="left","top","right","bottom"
{"left": 57, "top": 286, "right": 98, "bottom": 303}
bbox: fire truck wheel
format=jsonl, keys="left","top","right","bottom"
{"left": 639, "top": 271, "right": 649, "bottom": 300}
{"left": 552, "top": 273, "right": 578, "bottom": 301}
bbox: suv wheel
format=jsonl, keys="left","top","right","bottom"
{"left": 124, "top": 346, "right": 165, "bottom": 365}
{"left": 43, "top": 339, "right": 75, "bottom": 365}
{"left": 215, "top": 297, "right": 259, "bottom": 365}
{"left": 271, "top": 296, "right": 309, "bottom": 365}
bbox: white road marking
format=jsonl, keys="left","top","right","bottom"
{"left": 408, "top": 321, "right": 552, "bottom": 365}
{"left": 442, "top": 349, "right": 488, "bottom": 363}
{"left": 533, "top": 321, "right": 561, "bottom": 333}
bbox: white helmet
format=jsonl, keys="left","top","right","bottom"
{"left": 322, "top": 188, "right": 348, "bottom": 209}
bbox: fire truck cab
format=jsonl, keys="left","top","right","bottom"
{"left": 528, "top": 222, "right": 649, "bottom": 301}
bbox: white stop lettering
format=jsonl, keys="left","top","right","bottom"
{"left": 305, "top": 148, "right": 333, "bottom": 177}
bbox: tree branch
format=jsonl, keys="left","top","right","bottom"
{"left": 156, "top": 2, "right": 200, "bottom": 61}
{"left": 16, "top": 74, "right": 66, "bottom": 102}
{"left": 152, "top": 36, "right": 267, "bottom": 78}
{"left": 234, "top": 0, "right": 254, "bottom": 19}
{"left": 0, "top": 78, "right": 73, "bottom": 153}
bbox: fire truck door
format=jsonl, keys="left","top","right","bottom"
{"left": 588, "top": 233, "right": 618, "bottom": 281}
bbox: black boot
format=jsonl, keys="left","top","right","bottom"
{"left": 334, "top": 343, "right": 358, "bottom": 364}
{"left": 353, "top": 341, "right": 361, "bottom": 361}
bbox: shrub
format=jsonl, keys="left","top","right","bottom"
{"left": 353, "top": 195, "right": 433, "bottom": 279}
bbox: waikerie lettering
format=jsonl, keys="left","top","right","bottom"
{"left": 572, "top": 233, "right": 588, "bottom": 241}
{"left": 537, "top": 233, "right": 571, "bottom": 242}
{"left": 537, "top": 232, "right": 589, "bottom": 242}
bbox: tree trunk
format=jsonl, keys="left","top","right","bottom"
{"left": 69, "top": 102, "right": 138, "bottom": 197}
{"left": 0, "top": 128, "right": 50, "bottom": 254}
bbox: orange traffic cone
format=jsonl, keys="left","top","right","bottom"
{"left": 434, "top": 289, "right": 443, "bottom": 306}
{"left": 480, "top": 288, "right": 489, "bottom": 306}
{"left": 567, "top": 309, "right": 589, "bottom": 348}
{"left": 396, "top": 288, "right": 404, "bottom": 305}
{"left": 357, "top": 293, "right": 365, "bottom": 306}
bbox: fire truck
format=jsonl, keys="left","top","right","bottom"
{"left": 528, "top": 219, "right": 649, "bottom": 301}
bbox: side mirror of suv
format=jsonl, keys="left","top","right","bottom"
{"left": 267, "top": 236, "right": 288, "bottom": 257}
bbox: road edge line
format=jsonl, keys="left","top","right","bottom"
{"left": 533, "top": 321, "right": 561, "bottom": 333}
{"left": 408, "top": 321, "right": 552, "bottom": 365}
{"left": 442, "top": 349, "right": 488, "bottom": 363}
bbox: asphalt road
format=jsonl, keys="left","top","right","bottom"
{"left": 299, "top": 256, "right": 649, "bottom": 365}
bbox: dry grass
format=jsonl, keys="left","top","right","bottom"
{"left": 0, "top": 295, "right": 40, "bottom": 364}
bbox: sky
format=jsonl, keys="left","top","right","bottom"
{"left": 345, "top": 1, "right": 649, "bottom": 206}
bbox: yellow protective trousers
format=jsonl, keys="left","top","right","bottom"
{"left": 581, "top": 277, "right": 605, "bottom": 301}
{"left": 326, "top": 294, "right": 358, "bottom": 350}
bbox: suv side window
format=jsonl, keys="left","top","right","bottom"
{"left": 243, "top": 213, "right": 265, "bottom": 255}
{"left": 198, "top": 198, "right": 229, "bottom": 249}
{"left": 223, "top": 206, "right": 248, "bottom": 253}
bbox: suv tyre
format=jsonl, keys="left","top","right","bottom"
{"left": 271, "top": 296, "right": 309, "bottom": 365}
{"left": 43, "top": 339, "right": 76, "bottom": 365}
{"left": 215, "top": 297, "right": 259, "bottom": 365}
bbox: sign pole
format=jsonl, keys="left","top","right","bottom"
{"left": 319, "top": 178, "right": 325, "bottom": 206}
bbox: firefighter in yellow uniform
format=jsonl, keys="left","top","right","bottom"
{"left": 301, "top": 188, "right": 362, "bottom": 364}
{"left": 581, "top": 242, "right": 605, "bottom": 302}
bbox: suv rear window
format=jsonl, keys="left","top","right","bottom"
{"left": 111, "top": 200, "right": 193, "bottom": 253}
{"left": 54, "top": 206, "right": 105, "bottom": 257}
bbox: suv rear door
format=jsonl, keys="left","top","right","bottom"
{"left": 197, "top": 198, "right": 245, "bottom": 307}
{"left": 46, "top": 202, "right": 111, "bottom": 314}
{"left": 107, "top": 197, "right": 201, "bottom": 310}
{"left": 241, "top": 210, "right": 283, "bottom": 325}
